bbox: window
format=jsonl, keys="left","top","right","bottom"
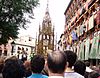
{"left": 40, "top": 35, "right": 42, "bottom": 40}
{"left": 26, "top": 48, "right": 28, "bottom": 51}
{"left": 4, "top": 50, "right": 7, "bottom": 56}
{"left": 22, "top": 47, "right": 24, "bottom": 51}
{"left": 29, "top": 37, "right": 32, "bottom": 41}
{"left": 18, "top": 47, "right": 21, "bottom": 50}
{"left": 43, "top": 35, "right": 45, "bottom": 39}
{"left": 47, "top": 35, "right": 49, "bottom": 39}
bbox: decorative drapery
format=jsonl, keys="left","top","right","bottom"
{"left": 85, "top": 38, "right": 90, "bottom": 60}
{"left": 89, "top": 35, "right": 99, "bottom": 59}
{"left": 79, "top": 41, "right": 85, "bottom": 60}
{"left": 89, "top": 15, "right": 94, "bottom": 30}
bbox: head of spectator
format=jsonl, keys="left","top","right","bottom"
{"left": 2, "top": 56, "right": 24, "bottom": 78}
{"left": 47, "top": 50, "right": 66, "bottom": 76}
{"left": 88, "top": 71, "right": 100, "bottom": 78}
{"left": 23, "top": 60, "right": 31, "bottom": 70}
{"left": 74, "top": 60, "right": 86, "bottom": 76}
{"left": 64, "top": 50, "right": 77, "bottom": 68}
{"left": 64, "top": 51, "right": 84, "bottom": 78}
{"left": 28, "top": 55, "right": 48, "bottom": 78}
{"left": 85, "top": 61, "right": 93, "bottom": 73}
{"left": 31, "top": 54, "right": 45, "bottom": 73}
{"left": 0, "top": 57, "right": 4, "bottom": 73}
{"left": 85, "top": 61, "right": 90, "bottom": 67}
{"left": 23, "top": 60, "right": 32, "bottom": 77}
{"left": 0, "top": 57, "right": 4, "bottom": 78}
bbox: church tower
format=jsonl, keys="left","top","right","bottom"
{"left": 36, "top": 0, "right": 54, "bottom": 56}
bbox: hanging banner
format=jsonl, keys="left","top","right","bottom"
{"left": 68, "top": 35, "right": 72, "bottom": 44}
{"left": 96, "top": 34, "right": 100, "bottom": 59}
{"left": 77, "top": 43, "right": 80, "bottom": 59}
{"left": 71, "top": 31, "right": 78, "bottom": 41}
{"left": 77, "top": 26, "right": 80, "bottom": 37}
{"left": 85, "top": 38, "right": 90, "bottom": 60}
{"left": 89, "top": 35, "right": 99, "bottom": 59}
{"left": 79, "top": 41, "right": 85, "bottom": 60}
{"left": 89, "top": 15, "right": 94, "bottom": 30}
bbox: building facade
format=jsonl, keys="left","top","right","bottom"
{"left": 64, "top": 0, "right": 100, "bottom": 65}
{"left": 0, "top": 40, "right": 12, "bottom": 57}
{"left": 14, "top": 35, "right": 35, "bottom": 60}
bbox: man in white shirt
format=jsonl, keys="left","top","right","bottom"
{"left": 64, "top": 50, "right": 84, "bottom": 78}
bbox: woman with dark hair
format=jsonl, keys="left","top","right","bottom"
{"left": 28, "top": 55, "right": 48, "bottom": 78}
{"left": 2, "top": 56, "right": 25, "bottom": 78}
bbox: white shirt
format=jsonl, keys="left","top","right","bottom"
{"left": 86, "top": 67, "right": 93, "bottom": 72}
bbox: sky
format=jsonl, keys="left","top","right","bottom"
{"left": 19, "top": 0, "right": 71, "bottom": 41}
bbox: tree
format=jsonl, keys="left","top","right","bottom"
{"left": 0, "top": 0, "right": 39, "bottom": 44}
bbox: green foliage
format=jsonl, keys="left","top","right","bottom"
{"left": 0, "top": 0, "right": 39, "bottom": 44}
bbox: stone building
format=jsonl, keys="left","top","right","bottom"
{"left": 14, "top": 35, "right": 35, "bottom": 60}
{"left": 0, "top": 40, "right": 12, "bottom": 57}
{"left": 64, "top": 0, "right": 100, "bottom": 65}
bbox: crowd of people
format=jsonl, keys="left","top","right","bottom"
{"left": 0, "top": 50, "right": 100, "bottom": 78}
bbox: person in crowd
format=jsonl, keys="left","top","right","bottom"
{"left": 23, "top": 60, "right": 32, "bottom": 77}
{"left": 2, "top": 56, "right": 25, "bottom": 78}
{"left": 42, "top": 59, "right": 49, "bottom": 76}
{"left": 21, "top": 52, "right": 27, "bottom": 63}
{"left": 88, "top": 71, "right": 100, "bottom": 78}
{"left": 42, "top": 66, "right": 49, "bottom": 76}
{"left": 74, "top": 60, "right": 86, "bottom": 76}
{"left": 47, "top": 50, "right": 66, "bottom": 78}
{"left": 28, "top": 55, "right": 48, "bottom": 78}
{"left": 95, "top": 66, "right": 100, "bottom": 74}
{"left": 84, "top": 61, "right": 93, "bottom": 78}
{"left": 85, "top": 61, "right": 93, "bottom": 73}
{"left": 64, "top": 50, "right": 84, "bottom": 78}
{"left": 0, "top": 57, "right": 4, "bottom": 78}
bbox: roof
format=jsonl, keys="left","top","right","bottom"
{"left": 64, "top": 0, "right": 73, "bottom": 15}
